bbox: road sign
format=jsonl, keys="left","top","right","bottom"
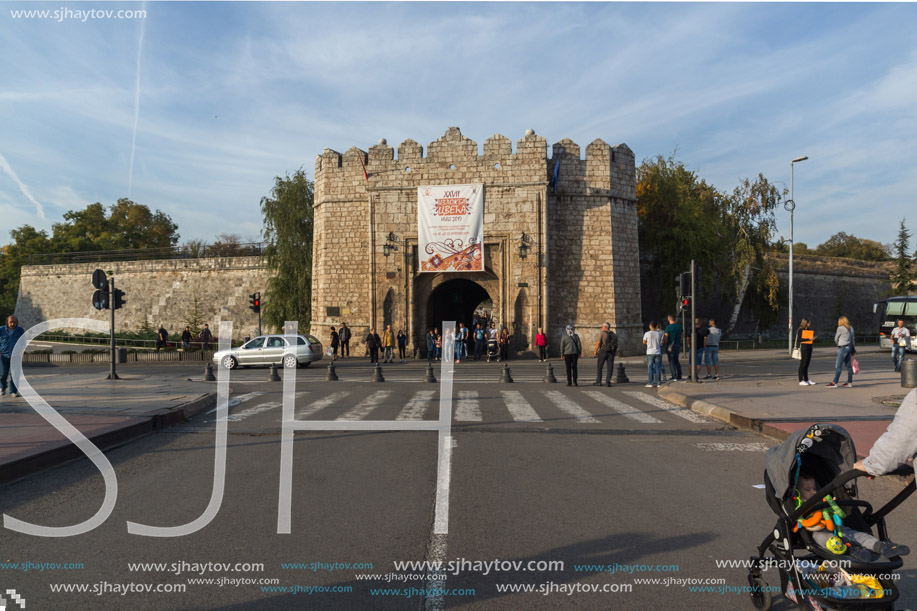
{"left": 92, "top": 268, "right": 108, "bottom": 290}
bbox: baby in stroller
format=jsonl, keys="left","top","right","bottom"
{"left": 794, "top": 472, "right": 909, "bottom": 562}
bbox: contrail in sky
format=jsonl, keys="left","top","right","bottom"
{"left": 0, "top": 152, "right": 47, "bottom": 221}
{"left": 127, "top": 4, "right": 146, "bottom": 198}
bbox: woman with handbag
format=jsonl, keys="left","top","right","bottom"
{"left": 795, "top": 319, "right": 815, "bottom": 386}
{"left": 827, "top": 316, "right": 856, "bottom": 388}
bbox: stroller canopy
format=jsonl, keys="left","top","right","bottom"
{"left": 765, "top": 423, "right": 858, "bottom": 502}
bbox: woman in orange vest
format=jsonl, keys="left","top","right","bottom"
{"left": 796, "top": 318, "right": 815, "bottom": 386}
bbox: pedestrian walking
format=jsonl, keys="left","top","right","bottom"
{"left": 592, "top": 322, "right": 617, "bottom": 387}
{"left": 499, "top": 327, "right": 510, "bottom": 361}
{"left": 426, "top": 329, "right": 435, "bottom": 363}
{"left": 474, "top": 324, "right": 486, "bottom": 360}
{"left": 330, "top": 326, "right": 340, "bottom": 361}
{"left": 0, "top": 315, "right": 25, "bottom": 397}
{"left": 828, "top": 316, "right": 856, "bottom": 388}
{"left": 365, "top": 327, "right": 381, "bottom": 364}
{"left": 457, "top": 323, "right": 469, "bottom": 360}
{"left": 891, "top": 319, "right": 911, "bottom": 373}
{"left": 397, "top": 329, "right": 407, "bottom": 363}
{"left": 156, "top": 324, "right": 169, "bottom": 351}
{"left": 454, "top": 326, "right": 463, "bottom": 363}
{"left": 434, "top": 329, "right": 442, "bottom": 361}
{"left": 535, "top": 327, "right": 548, "bottom": 361}
{"left": 560, "top": 324, "right": 582, "bottom": 386}
{"left": 663, "top": 315, "right": 683, "bottom": 381}
{"left": 795, "top": 318, "right": 815, "bottom": 386}
{"left": 339, "top": 322, "right": 352, "bottom": 359}
{"left": 181, "top": 326, "right": 192, "bottom": 349}
{"left": 704, "top": 319, "right": 721, "bottom": 380}
{"left": 643, "top": 321, "right": 664, "bottom": 388}
{"left": 381, "top": 324, "right": 395, "bottom": 363}
{"left": 199, "top": 324, "right": 213, "bottom": 351}
{"left": 691, "top": 318, "right": 708, "bottom": 381}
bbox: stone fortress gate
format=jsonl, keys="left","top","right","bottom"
{"left": 311, "top": 127, "right": 642, "bottom": 357}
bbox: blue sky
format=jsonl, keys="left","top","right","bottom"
{"left": 1, "top": 2, "right": 916, "bottom": 249}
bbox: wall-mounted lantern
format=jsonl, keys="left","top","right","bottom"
{"left": 383, "top": 232, "right": 399, "bottom": 257}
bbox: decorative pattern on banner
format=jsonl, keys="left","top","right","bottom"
{"left": 418, "top": 184, "right": 485, "bottom": 273}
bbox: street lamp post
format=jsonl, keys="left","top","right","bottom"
{"left": 787, "top": 155, "right": 808, "bottom": 355}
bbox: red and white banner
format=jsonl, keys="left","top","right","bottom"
{"left": 418, "top": 184, "right": 484, "bottom": 273}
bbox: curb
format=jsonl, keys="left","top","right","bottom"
{"left": 658, "top": 387, "right": 795, "bottom": 445}
{"left": 0, "top": 392, "right": 216, "bottom": 485}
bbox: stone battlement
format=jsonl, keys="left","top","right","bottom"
{"left": 315, "top": 127, "right": 635, "bottom": 203}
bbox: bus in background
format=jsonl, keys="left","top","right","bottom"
{"left": 875, "top": 296, "right": 917, "bottom": 351}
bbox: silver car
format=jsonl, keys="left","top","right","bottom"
{"left": 214, "top": 334, "right": 323, "bottom": 369}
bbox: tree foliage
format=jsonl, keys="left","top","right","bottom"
{"left": 890, "top": 219, "right": 915, "bottom": 296}
{"left": 637, "top": 155, "right": 783, "bottom": 335}
{"left": 0, "top": 200, "right": 180, "bottom": 320}
{"left": 260, "top": 169, "right": 314, "bottom": 331}
{"left": 814, "top": 232, "right": 890, "bottom": 261}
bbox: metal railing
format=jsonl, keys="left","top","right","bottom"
{"left": 33, "top": 332, "right": 228, "bottom": 350}
{"left": 27, "top": 242, "right": 264, "bottom": 265}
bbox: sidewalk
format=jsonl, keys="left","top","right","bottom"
{"left": 0, "top": 371, "right": 214, "bottom": 484}
{"left": 657, "top": 347, "right": 913, "bottom": 458}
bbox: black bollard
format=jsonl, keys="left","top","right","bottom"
{"left": 543, "top": 363, "right": 557, "bottom": 383}
{"left": 202, "top": 361, "right": 216, "bottom": 382}
{"left": 423, "top": 365, "right": 437, "bottom": 384}
{"left": 614, "top": 362, "right": 629, "bottom": 384}
{"left": 268, "top": 363, "right": 281, "bottom": 382}
{"left": 499, "top": 363, "right": 514, "bottom": 383}
{"left": 371, "top": 364, "right": 385, "bottom": 383}
{"left": 326, "top": 362, "right": 339, "bottom": 382}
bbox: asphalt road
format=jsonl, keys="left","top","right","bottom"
{"left": 2, "top": 353, "right": 915, "bottom": 610}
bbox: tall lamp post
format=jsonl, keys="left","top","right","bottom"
{"left": 787, "top": 155, "right": 808, "bottom": 355}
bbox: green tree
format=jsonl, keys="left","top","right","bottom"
{"left": 260, "top": 169, "right": 314, "bottom": 331}
{"left": 815, "top": 232, "right": 890, "bottom": 261}
{"left": 636, "top": 154, "right": 721, "bottom": 315}
{"left": 0, "top": 226, "right": 53, "bottom": 319}
{"left": 717, "top": 175, "right": 784, "bottom": 335}
{"left": 890, "top": 219, "right": 915, "bottom": 296}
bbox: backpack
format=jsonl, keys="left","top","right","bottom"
{"left": 602, "top": 330, "right": 618, "bottom": 354}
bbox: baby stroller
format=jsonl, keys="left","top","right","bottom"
{"left": 748, "top": 423, "right": 915, "bottom": 610}
{"left": 486, "top": 338, "right": 500, "bottom": 362}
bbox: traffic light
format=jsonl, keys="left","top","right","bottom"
{"left": 678, "top": 273, "right": 690, "bottom": 298}
{"left": 92, "top": 289, "right": 109, "bottom": 310}
{"left": 249, "top": 293, "right": 261, "bottom": 313}
{"left": 112, "top": 289, "right": 126, "bottom": 310}
{"left": 677, "top": 297, "right": 690, "bottom": 314}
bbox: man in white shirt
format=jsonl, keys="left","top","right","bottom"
{"left": 891, "top": 319, "right": 911, "bottom": 373}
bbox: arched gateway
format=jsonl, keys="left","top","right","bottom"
{"left": 310, "top": 127, "right": 643, "bottom": 357}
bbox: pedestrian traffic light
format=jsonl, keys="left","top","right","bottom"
{"left": 677, "top": 297, "right": 690, "bottom": 313}
{"left": 112, "top": 289, "right": 126, "bottom": 310}
{"left": 249, "top": 293, "right": 261, "bottom": 313}
{"left": 92, "top": 289, "right": 109, "bottom": 310}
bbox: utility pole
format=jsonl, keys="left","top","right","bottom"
{"left": 690, "top": 260, "right": 697, "bottom": 382}
{"left": 107, "top": 274, "right": 119, "bottom": 380}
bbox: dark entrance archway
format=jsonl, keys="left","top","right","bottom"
{"left": 426, "top": 278, "right": 491, "bottom": 333}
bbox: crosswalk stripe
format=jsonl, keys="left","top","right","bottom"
{"left": 337, "top": 390, "right": 392, "bottom": 421}
{"left": 455, "top": 390, "right": 481, "bottom": 422}
{"left": 228, "top": 401, "right": 281, "bottom": 422}
{"left": 206, "top": 391, "right": 264, "bottom": 415}
{"left": 500, "top": 390, "right": 543, "bottom": 422}
{"left": 544, "top": 391, "right": 599, "bottom": 423}
{"left": 581, "top": 391, "right": 661, "bottom": 424}
{"left": 296, "top": 391, "right": 350, "bottom": 419}
{"left": 623, "top": 391, "right": 711, "bottom": 423}
{"left": 396, "top": 390, "right": 436, "bottom": 420}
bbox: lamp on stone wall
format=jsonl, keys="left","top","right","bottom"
{"left": 519, "top": 233, "right": 529, "bottom": 259}
{"left": 383, "top": 232, "right": 399, "bottom": 257}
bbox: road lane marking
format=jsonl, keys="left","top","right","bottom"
{"left": 228, "top": 401, "right": 281, "bottom": 422}
{"left": 581, "top": 391, "right": 662, "bottom": 423}
{"left": 397, "top": 390, "right": 436, "bottom": 420}
{"left": 336, "top": 390, "right": 392, "bottom": 421}
{"left": 455, "top": 390, "right": 481, "bottom": 422}
{"left": 206, "top": 391, "right": 263, "bottom": 415}
{"left": 623, "top": 391, "right": 711, "bottom": 423}
{"left": 545, "top": 391, "right": 599, "bottom": 423}
{"left": 500, "top": 390, "right": 543, "bottom": 422}
{"left": 295, "top": 391, "right": 350, "bottom": 419}
{"left": 694, "top": 443, "right": 769, "bottom": 452}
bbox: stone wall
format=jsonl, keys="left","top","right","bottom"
{"left": 15, "top": 257, "right": 269, "bottom": 340}
{"left": 312, "top": 127, "right": 643, "bottom": 355}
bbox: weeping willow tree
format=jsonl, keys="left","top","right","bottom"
{"left": 260, "top": 169, "right": 314, "bottom": 331}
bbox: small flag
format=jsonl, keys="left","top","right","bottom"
{"left": 550, "top": 159, "right": 561, "bottom": 194}
{"left": 358, "top": 153, "right": 369, "bottom": 182}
